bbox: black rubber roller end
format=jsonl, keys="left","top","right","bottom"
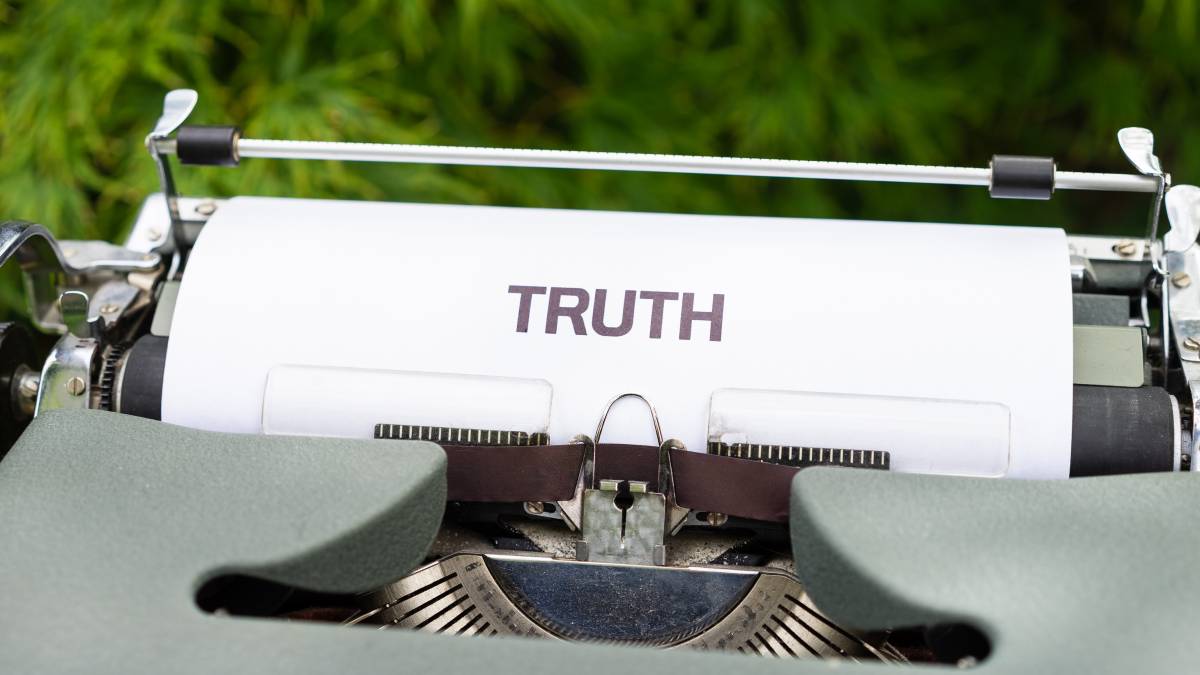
{"left": 116, "top": 335, "right": 168, "bottom": 420}
{"left": 989, "top": 155, "right": 1055, "bottom": 200}
{"left": 177, "top": 125, "right": 242, "bottom": 167}
{"left": 1070, "top": 385, "right": 1177, "bottom": 477}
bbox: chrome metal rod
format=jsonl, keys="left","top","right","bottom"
{"left": 1054, "top": 171, "right": 1160, "bottom": 193}
{"left": 157, "top": 137, "right": 1162, "bottom": 193}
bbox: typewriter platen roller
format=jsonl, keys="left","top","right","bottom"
{"left": 1, "top": 90, "right": 1198, "bottom": 671}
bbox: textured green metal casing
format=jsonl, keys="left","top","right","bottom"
{"left": 792, "top": 467, "right": 1200, "bottom": 674}
{"left": 0, "top": 410, "right": 1196, "bottom": 674}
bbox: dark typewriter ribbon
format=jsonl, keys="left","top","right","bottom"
{"left": 439, "top": 443, "right": 802, "bottom": 523}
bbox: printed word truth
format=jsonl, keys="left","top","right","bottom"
{"left": 507, "top": 286, "right": 724, "bottom": 341}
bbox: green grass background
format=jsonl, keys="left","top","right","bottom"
{"left": 1, "top": 1, "right": 1197, "bottom": 317}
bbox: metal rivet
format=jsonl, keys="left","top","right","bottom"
{"left": 100, "top": 303, "right": 120, "bottom": 314}
{"left": 1113, "top": 240, "right": 1139, "bottom": 257}
{"left": 524, "top": 501, "right": 545, "bottom": 515}
{"left": 194, "top": 201, "right": 217, "bottom": 216}
{"left": 1185, "top": 336, "right": 1200, "bottom": 352}
{"left": 65, "top": 377, "right": 86, "bottom": 396}
{"left": 705, "top": 512, "right": 728, "bottom": 527}
{"left": 147, "top": 227, "right": 162, "bottom": 241}
{"left": 1173, "top": 272, "right": 1192, "bottom": 289}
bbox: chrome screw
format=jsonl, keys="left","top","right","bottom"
{"left": 1113, "top": 240, "right": 1139, "bottom": 257}
{"left": 65, "top": 377, "right": 86, "bottom": 396}
{"left": 14, "top": 371, "right": 40, "bottom": 418}
{"left": 99, "top": 303, "right": 120, "bottom": 315}
{"left": 1185, "top": 336, "right": 1200, "bottom": 352}
{"left": 1173, "top": 272, "right": 1192, "bottom": 289}
{"left": 524, "top": 501, "right": 546, "bottom": 515}
{"left": 18, "top": 374, "right": 39, "bottom": 399}
{"left": 194, "top": 201, "right": 217, "bottom": 216}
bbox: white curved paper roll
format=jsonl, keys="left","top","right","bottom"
{"left": 162, "top": 196, "right": 1072, "bottom": 478}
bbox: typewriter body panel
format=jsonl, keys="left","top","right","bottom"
{"left": 1, "top": 90, "right": 1199, "bottom": 674}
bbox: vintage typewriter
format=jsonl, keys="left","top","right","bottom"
{"left": 1, "top": 90, "right": 1197, "bottom": 674}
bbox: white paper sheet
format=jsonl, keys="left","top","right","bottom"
{"left": 161, "top": 197, "right": 1073, "bottom": 477}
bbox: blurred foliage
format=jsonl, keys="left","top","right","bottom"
{"left": 0, "top": 0, "right": 1198, "bottom": 317}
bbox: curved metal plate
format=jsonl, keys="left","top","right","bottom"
{"left": 363, "top": 553, "right": 888, "bottom": 660}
